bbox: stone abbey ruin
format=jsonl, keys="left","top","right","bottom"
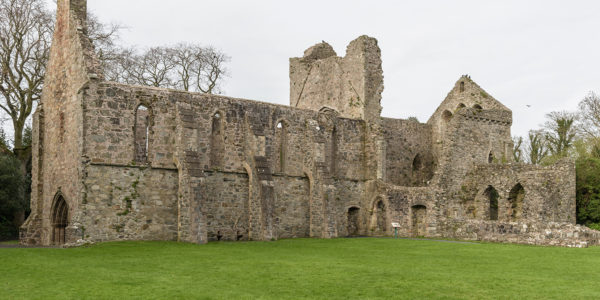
{"left": 20, "top": 0, "right": 600, "bottom": 247}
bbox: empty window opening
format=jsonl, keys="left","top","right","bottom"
{"left": 134, "top": 105, "right": 150, "bottom": 163}
{"left": 485, "top": 186, "right": 499, "bottom": 221}
{"left": 210, "top": 112, "right": 225, "bottom": 168}
{"left": 276, "top": 121, "right": 287, "bottom": 173}
{"left": 488, "top": 152, "right": 494, "bottom": 163}
{"left": 411, "top": 205, "right": 427, "bottom": 237}
{"left": 51, "top": 195, "right": 68, "bottom": 245}
{"left": 442, "top": 110, "right": 453, "bottom": 122}
{"left": 412, "top": 154, "right": 423, "bottom": 172}
{"left": 457, "top": 103, "right": 466, "bottom": 110}
{"left": 508, "top": 183, "right": 525, "bottom": 221}
{"left": 347, "top": 207, "right": 360, "bottom": 236}
{"left": 460, "top": 81, "right": 465, "bottom": 92}
{"left": 330, "top": 126, "right": 338, "bottom": 175}
{"left": 473, "top": 104, "right": 483, "bottom": 110}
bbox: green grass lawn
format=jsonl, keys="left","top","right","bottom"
{"left": 1, "top": 238, "right": 599, "bottom": 299}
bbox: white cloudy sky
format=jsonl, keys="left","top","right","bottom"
{"left": 26, "top": 0, "right": 599, "bottom": 138}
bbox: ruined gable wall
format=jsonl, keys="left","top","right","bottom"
{"left": 382, "top": 118, "right": 435, "bottom": 187}
{"left": 433, "top": 108, "right": 513, "bottom": 192}
{"left": 22, "top": 0, "right": 103, "bottom": 245}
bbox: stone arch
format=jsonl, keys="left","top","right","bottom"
{"left": 51, "top": 193, "right": 69, "bottom": 245}
{"left": 346, "top": 206, "right": 360, "bottom": 236}
{"left": 457, "top": 103, "right": 466, "bottom": 110}
{"left": 134, "top": 104, "right": 151, "bottom": 163}
{"left": 442, "top": 110, "right": 453, "bottom": 122}
{"left": 484, "top": 186, "right": 499, "bottom": 220}
{"left": 508, "top": 183, "right": 525, "bottom": 221}
{"left": 210, "top": 111, "right": 225, "bottom": 168}
{"left": 411, "top": 205, "right": 427, "bottom": 237}
{"left": 274, "top": 119, "right": 289, "bottom": 173}
{"left": 369, "top": 195, "right": 389, "bottom": 236}
{"left": 473, "top": 104, "right": 483, "bottom": 110}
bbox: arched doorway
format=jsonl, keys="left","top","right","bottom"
{"left": 51, "top": 195, "right": 69, "bottom": 245}
{"left": 411, "top": 205, "right": 427, "bottom": 237}
{"left": 347, "top": 207, "right": 360, "bottom": 236}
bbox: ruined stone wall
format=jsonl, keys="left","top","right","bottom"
{"left": 382, "top": 118, "right": 435, "bottom": 186}
{"left": 458, "top": 161, "right": 576, "bottom": 224}
{"left": 290, "top": 36, "right": 383, "bottom": 122}
{"left": 79, "top": 166, "right": 178, "bottom": 242}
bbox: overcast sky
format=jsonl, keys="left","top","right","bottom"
{"left": 30, "top": 0, "right": 599, "bottom": 138}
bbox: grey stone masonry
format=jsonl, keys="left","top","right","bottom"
{"left": 20, "top": 0, "right": 600, "bottom": 247}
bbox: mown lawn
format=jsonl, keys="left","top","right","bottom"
{"left": 1, "top": 238, "right": 599, "bottom": 299}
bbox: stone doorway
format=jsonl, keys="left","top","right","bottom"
{"left": 51, "top": 195, "right": 68, "bottom": 245}
{"left": 370, "top": 199, "right": 387, "bottom": 235}
{"left": 411, "top": 205, "right": 427, "bottom": 237}
{"left": 347, "top": 207, "right": 360, "bottom": 236}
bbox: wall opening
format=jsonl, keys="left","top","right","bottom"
{"left": 134, "top": 105, "right": 150, "bottom": 163}
{"left": 473, "top": 104, "right": 483, "bottom": 110}
{"left": 51, "top": 195, "right": 68, "bottom": 245}
{"left": 330, "top": 126, "right": 338, "bottom": 176}
{"left": 210, "top": 112, "right": 225, "bottom": 168}
{"left": 411, "top": 205, "right": 427, "bottom": 237}
{"left": 442, "top": 110, "right": 453, "bottom": 122}
{"left": 457, "top": 103, "right": 466, "bottom": 110}
{"left": 371, "top": 199, "right": 387, "bottom": 235}
{"left": 484, "top": 186, "right": 499, "bottom": 221}
{"left": 460, "top": 81, "right": 465, "bottom": 92}
{"left": 347, "top": 207, "right": 360, "bottom": 236}
{"left": 275, "top": 121, "right": 287, "bottom": 173}
{"left": 508, "top": 183, "right": 525, "bottom": 221}
{"left": 488, "top": 151, "right": 494, "bottom": 163}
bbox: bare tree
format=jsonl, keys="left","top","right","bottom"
{"left": 0, "top": 0, "right": 52, "bottom": 159}
{"left": 578, "top": 91, "right": 600, "bottom": 139}
{"left": 193, "top": 46, "right": 229, "bottom": 94}
{"left": 125, "top": 47, "right": 176, "bottom": 88}
{"left": 169, "top": 43, "right": 200, "bottom": 91}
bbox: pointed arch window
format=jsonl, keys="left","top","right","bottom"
{"left": 508, "top": 183, "right": 525, "bottom": 221}
{"left": 484, "top": 186, "right": 499, "bottom": 220}
{"left": 210, "top": 112, "right": 225, "bottom": 168}
{"left": 275, "top": 121, "right": 288, "bottom": 173}
{"left": 134, "top": 105, "right": 150, "bottom": 163}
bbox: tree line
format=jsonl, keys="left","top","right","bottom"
{"left": 512, "top": 92, "right": 600, "bottom": 229}
{"left": 0, "top": 0, "right": 228, "bottom": 240}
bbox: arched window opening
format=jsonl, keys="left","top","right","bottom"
{"left": 488, "top": 151, "right": 494, "bottom": 163}
{"left": 442, "top": 110, "right": 453, "bottom": 123}
{"left": 347, "top": 207, "right": 360, "bottom": 236}
{"left": 460, "top": 81, "right": 465, "bottom": 92}
{"left": 457, "top": 103, "right": 466, "bottom": 110}
{"left": 276, "top": 121, "right": 287, "bottom": 173}
{"left": 210, "top": 112, "right": 225, "bottom": 168}
{"left": 508, "top": 183, "right": 525, "bottom": 221}
{"left": 330, "top": 126, "right": 338, "bottom": 176}
{"left": 51, "top": 195, "right": 69, "bottom": 245}
{"left": 134, "top": 105, "right": 150, "bottom": 163}
{"left": 473, "top": 104, "right": 483, "bottom": 110}
{"left": 412, "top": 154, "right": 423, "bottom": 172}
{"left": 484, "top": 186, "right": 499, "bottom": 221}
{"left": 411, "top": 205, "right": 427, "bottom": 237}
